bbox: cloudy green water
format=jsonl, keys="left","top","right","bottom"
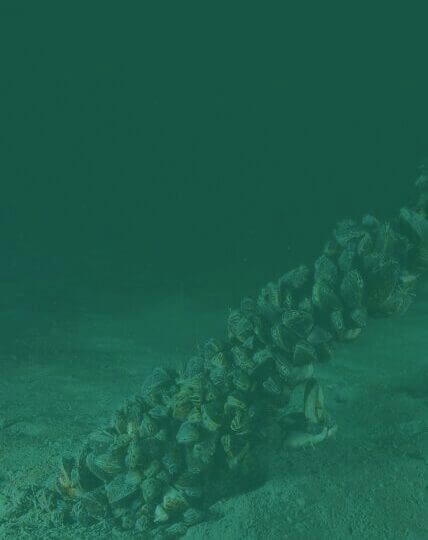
{"left": 1, "top": 3, "right": 428, "bottom": 539}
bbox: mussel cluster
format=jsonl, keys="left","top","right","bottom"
{"left": 49, "top": 173, "right": 428, "bottom": 537}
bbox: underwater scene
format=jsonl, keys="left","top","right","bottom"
{"left": 1, "top": 4, "right": 428, "bottom": 540}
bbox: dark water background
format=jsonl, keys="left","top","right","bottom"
{"left": 1, "top": 3, "right": 428, "bottom": 305}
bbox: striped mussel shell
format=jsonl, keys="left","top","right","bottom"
{"left": 176, "top": 421, "right": 200, "bottom": 445}
{"left": 230, "top": 409, "right": 250, "bottom": 436}
{"left": 141, "top": 477, "right": 162, "bottom": 503}
{"left": 193, "top": 433, "right": 218, "bottom": 465}
{"left": 232, "top": 367, "right": 252, "bottom": 392}
{"left": 85, "top": 449, "right": 124, "bottom": 482}
{"left": 141, "top": 367, "right": 172, "bottom": 401}
{"left": 362, "top": 214, "right": 380, "bottom": 230}
{"left": 375, "top": 222, "right": 399, "bottom": 257}
{"left": 273, "top": 351, "right": 292, "bottom": 381}
{"left": 183, "top": 507, "right": 204, "bottom": 525}
{"left": 165, "top": 522, "right": 188, "bottom": 537}
{"left": 241, "top": 334, "right": 258, "bottom": 351}
{"left": 400, "top": 207, "right": 428, "bottom": 242}
{"left": 125, "top": 435, "right": 142, "bottom": 470}
{"left": 209, "top": 365, "right": 227, "bottom": 387}
{"left": 348, "top": 306, "right": 368, "bottom": 328}
{"left": 279, "top": 264, "right": 310, "bottom": 290}
{"left": 262, "top": 375, "right": 282, "bottom": 396}
{"left": 307, "top": 325, "right": 333, "bottom": 346}
{"left": 148, "top": 404, "right": 169, "bottom": 419}
{"left": 377, "top": 283, "right": 415, "bottom": 316}
{"left": 201, "top": 402, "right": 222, "bottom": 432}
{"left": 252, "top": 347, "right": 274, "bottom": 369}
{"left": 338, "top": 245, "right": 356, "bottom": 274}
{"left": 298, "top": 296, "right": 314, "bottom": 315}
{"left": 139, "top": 414, "right": 158, "bottom": 439}
{"left": 223, "top": 436, "right": 250, "bottom": 470}
{"left": 416, "top": 170, "right": 428, "bottom": 191}
{"left": 231, "top": 345, "right": 257, "bottom": 374}
{"left": 156, "top": 469, "right": 172, "bottom": 485}
{"left": 181, "top": 355, "right": 205, "bottom": 380}
{"left": 330, "top": 309, "right": 346, "bottom": 339}
{"left": 334, "top": 219, "right": 364, "bottom": 247}
{"left": 227, "top": 309, "right": 253, "bottom": 343}
{"left": 105, "top": 472, "right": 140, "bottom": 507}
{"left": 87, "top": 428, "right": 116, "bottom": 453}
{"left": 314, "top": 254, "right": 338, "bottom": 287}
{"left": 256, "top": 293, "right": 280, "bottom": 323}
{"left": 343, "top": 328, "right": 362, "bottom": 341}
{"left": 357, "top": 231, "right": 373, "bottom": 256}
{"left": 224, "top": 390, "right": 248, "bottom": 414}
{"left": 240, "top": 296, "right": 257, "bottom": 320}
{"left": 111, "top": 408, "right": 128, "bottom": 435}
{"left": 282, "top": 308, "right": 313, "bottom": 338}
{"left": 312, "top": 280, "right": 341, "bottom": 311}
{"left": 263, "top": 281, "right": 282, "bottom": 308}
{"left": 323, "top": 238, "right": 339, "bottom": 257}
{"left": 162, "top": 487, "right": 189, "bottom": 514}
{"left": 365, "top": 256, "right": 400, "bottom": 310}
{"left": 340, "top": 269, "right": 365, "bottom": 308}
{"left": 186, "top": 406, "right": 202, "bottom": 424}
{"left": 271, "top": 321, "right": 293, "bottom": 352}
{"left": 143, "top": 459, "right": 161, "bottom": 479}
{"left": 161, "top": 449, "right": 181, "bottom": 476}
{"left": 293, "top": 340, "right": 318, "bottom": 366}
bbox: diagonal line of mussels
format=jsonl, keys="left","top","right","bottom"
{"left": 47, "top": 173, "right": 428, "bottom": 538}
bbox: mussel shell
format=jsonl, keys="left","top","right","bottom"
{"left": 162, "top": 450, "right": 181, "bottom": 476}
{"left": 307, "top": 325, "right": 333, "bottom": 346}
{"left": 274, "top": 352, "right": 292, "bottom": 381}
{"left": 85, "top": 450, "right": 124, "bottom": 482}
{"left": 330, "top": 309, "right": 345, "bottom": 338}
{"left": 201, "top": 402, "right": 222, "bottom": 432}
{"left": 271, "top": 322, "right": 293, "bottom": 351}
{"left": 337, "top": 246, "right": 355, "bottom": 274}
{"left": 231, "top": 345, "right": 257, "bottom": 374}
{"left": 334, "top": 219, "right": 363, "bottom": 247}
{"left": 348, "top": 306, "right": 368, "bottom": 328}
{"left": 279, "top": 265, "right": 310, "bottom": 290}
{"left": 183, "top": 507, "right": 204, "bottom": 525}
{"left": 340, "top": 269, "right": 365, "bottom": 308}
{"left": 87, "top": 429, "right": 116, "bottom": 453}
{"left": 148, "top": 404, "right": 169, "bottom": 419}
{"left": 282, "top": 309, "right": 314, "bottom": 338}
{"left": 165, "top": 522, "right": 188, "bottom": 537}
{"left": 262, "top": 375, "right": 282, "bottom": 395}
{"left": 141, "top": 367, "right": 172, "bottom": 400}
{"left": 357, "top": 231, "right": 373, "bottom": 256}
{"left": 176, "top": 421, "right": 200, "bottom": 445}
{"left": 312, "top": 281, "right": 341, "bottom": 311}
{"left": 162, "top": 487, "right": 189, "bottom": 514}
{"left": 227, "top": 309, "right": 253, "bottom": 342}
{"left": 79, "top": 489, "right": 108, "bottom": 521}
{"left": 314, "top": 254, "right": 338, "bottom": 287}
{"left": 293, "top": 340, "right": 318, "bottom": 366}
{"left": 400, "top": 207, "right": 428, "bottom": 241}
{"left": 105, "top": 473, "right": 140, "bottom": 507}
{"left": 232, "top": 367, "right": 252, "bottom": 392}
{"left": 141, "top": 477, "right": 162, "bottom": 503}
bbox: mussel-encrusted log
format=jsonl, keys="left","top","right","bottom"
{"left": 51, "top": 172, "right": 428, "bottom": 537}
